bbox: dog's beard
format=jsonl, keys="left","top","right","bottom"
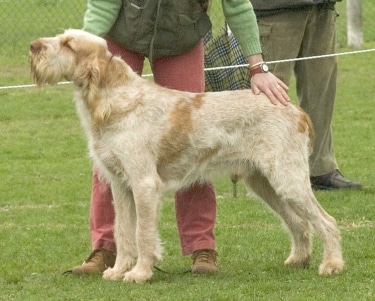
{"left": 30, "top": 58, "right": 65, "bottom": 86}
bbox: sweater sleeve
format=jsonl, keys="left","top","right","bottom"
{"left": 83, "top": 0, "right": 123, "bottom": 37}
{"left": 221, "top": 0, "right": 262, "bottom": 57}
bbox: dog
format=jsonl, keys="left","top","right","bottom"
{"left": 29, "top": 29, "right": 344, "bottom": 283}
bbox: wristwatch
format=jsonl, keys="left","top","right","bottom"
{"left": 250, "top": 62, "right": 269, "bottom": 77}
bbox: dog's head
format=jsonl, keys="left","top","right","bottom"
{"left": 29, "top": 29, "right": 111, "bottom": 86}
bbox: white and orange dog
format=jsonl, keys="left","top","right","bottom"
{"left": 29, "top": 30, "right": 344, "bottom": 283}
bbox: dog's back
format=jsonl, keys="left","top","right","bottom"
{"left": 130, "top": 88, "right": 314, "bottom": 191}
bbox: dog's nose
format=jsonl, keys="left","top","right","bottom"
{"left": 30, "top": 40, "right": 42, "bottom": 53}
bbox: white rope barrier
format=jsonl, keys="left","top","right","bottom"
{"left": 0, "top": 81, "right": 72, "bottom": 90}
{"left": 204, "top": 48, "right": 375, "bottom": 71}
{"left": 1, "top": 48, "right": 374, "bottom": 91}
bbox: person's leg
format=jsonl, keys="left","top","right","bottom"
{"left": 296, "top": 7, "right": 360, "bottom": 189}
{"left": 259, "top": 7, "right": 337, "bottom": 177}
{"left": 152, "top": 41, "right": 205, "bottom": 92}
{"left": 90, "top": 170, "right": 116, "bottom": 253}
{"left": 106, "top": 39, "right": 145, "bottom": 75}
{"left": 258, "top": 9, "right": 360, "bottom": 189}
{"left": 295, "top": 6, "right": 338, "bottom": 176}
{"left": 152, "top": 41, "right": 218, "bottom": 273}
{"left": 72, "top": 39, "right": 146, "bottom": 274}
{"left": 257, "top": 10, "right": 308, "bottom": 86}
{"left": 71, "top": 169, "right": 116, "bottom": 275}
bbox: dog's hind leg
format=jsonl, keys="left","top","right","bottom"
{"left": 245, "top": 166, "right": 344, "bottom": 275}
{"left": 123, "top": 175, "right": 163, "bottom": 283}
{"left": 103, "top": 181, "right": 138, "bottom": 281}
{"left": 288, "top": 194, "right": 344, "bottom": 275}
{"left": 244, "top": 171, "right": 312, "bottom": 269}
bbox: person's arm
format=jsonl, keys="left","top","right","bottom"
{"left": 222, "top": 0, "right": 290, "bottom": 105}
{"left": 83, "top": 0, "right": 123, "bottom": 36}
{"left": 222, "top": 0, "right": 260, "bottom": 57}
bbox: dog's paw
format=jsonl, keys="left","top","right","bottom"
{"left": 102, "top": 268, "right": 125, "bottom": 281}
{"left": 284, "top": 254, "right": 311, "bottom": 268}
{"left": 123, "top": 266, "right": 153, "bottom": 284}
{"left": 319, "top": 259, "right": 344, "bottom": 275}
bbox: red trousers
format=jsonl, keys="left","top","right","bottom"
{"left": 90, "top": 39, "right": 216, "bottom": 255}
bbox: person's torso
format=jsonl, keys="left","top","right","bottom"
{"left": 107, "top": 0, "right": 211, "bottom": 61}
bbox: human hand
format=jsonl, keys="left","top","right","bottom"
{"left": 250, "top": 72, "right": 290, "bottom": 105}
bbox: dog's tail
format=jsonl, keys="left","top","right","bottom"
{"left": 297, "top": 107, "right": 315, "bottom": 155}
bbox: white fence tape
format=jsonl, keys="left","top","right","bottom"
{"left": 1, "top": 48, "right": 374, "bottom": 91}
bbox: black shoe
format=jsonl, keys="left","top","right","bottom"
{"left": 310, "top": 170, "right": 361, "bottom": 190}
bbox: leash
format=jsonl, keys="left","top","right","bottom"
{"left": 153, "top": 266, "right": 192, "bottom": 274}
{"left": 62, "top": 266, "right": 192, "bottom": 276}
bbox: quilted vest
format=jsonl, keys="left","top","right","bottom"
{"left": 107, "top": 0, "right": 212, "bottom": 61}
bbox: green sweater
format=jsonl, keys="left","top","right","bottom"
{"left": 83, "top": 0, "right": 261, "bottom": 58}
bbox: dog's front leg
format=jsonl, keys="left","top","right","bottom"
{"left": 123, "top": 176, "right": 163, "bottom": 283}
{"left": 103, "top": 181, "right": 137, "bottom": 281}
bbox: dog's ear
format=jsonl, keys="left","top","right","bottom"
{"left": 79, "top": 57, "right": 111, "bottom": 125}
{"left": 60, "top": 35, "right": 75, "bottom": 52}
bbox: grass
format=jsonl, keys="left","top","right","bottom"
{"left": 1, "top": 2, "right": 375, "bottom": 301}
{"left": 1, "top": 47, "right": 375, "bottom": 300}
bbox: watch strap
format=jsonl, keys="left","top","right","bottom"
{"left": 250, "top": 65, "right": 264, "bottom": 77}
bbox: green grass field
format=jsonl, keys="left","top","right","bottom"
{"left": 1, "top": 2, "right": 375, "bottom": 300}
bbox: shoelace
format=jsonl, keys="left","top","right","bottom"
{"left": 192, "top": 250, "right": 218, "bottom": 264}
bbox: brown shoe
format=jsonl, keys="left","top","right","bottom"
{"left": 71, "top": 248, "right": 116, "bottom": 275}
{"left": 191, "top": 249, "right": 218, "bottom": 274}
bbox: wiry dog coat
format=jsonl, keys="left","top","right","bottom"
{"left": 29, "top": 29, "right": 344, "bottom": 283}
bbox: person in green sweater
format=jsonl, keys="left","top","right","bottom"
{"left": 251, "top": 0, "right": 361, "bottom": 190}
{"left": 70, "top": 0, "right": 290, "bottom": 276}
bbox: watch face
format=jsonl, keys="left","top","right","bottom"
{"left": 261, "top": 63, "right": 269, "bottom": 73}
